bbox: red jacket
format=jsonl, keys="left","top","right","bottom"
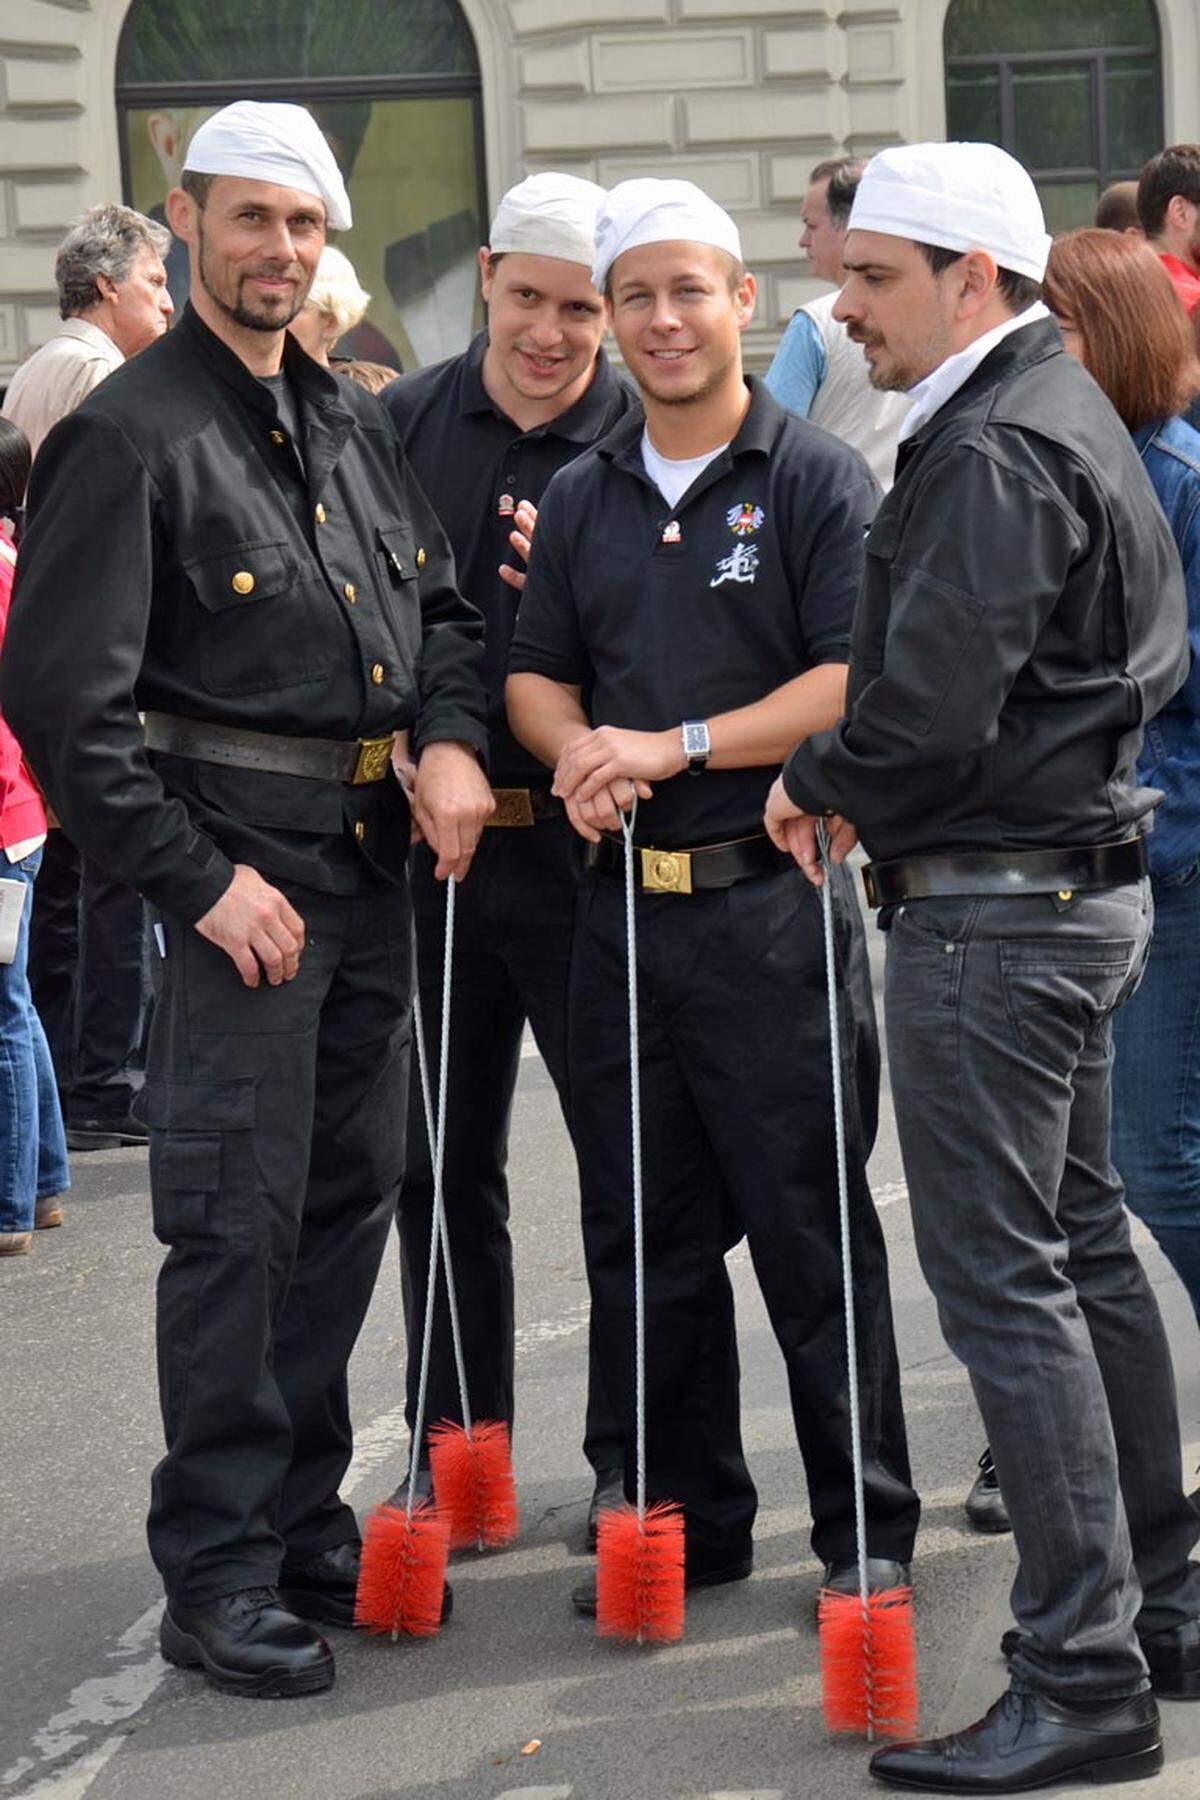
{"left": 0, "top": 531, "right": 47, "bottom": 851}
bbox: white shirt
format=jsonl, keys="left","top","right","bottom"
{"left": 641, "top": 427, "right": 730, "bottom": 510}
{"left": 898, "top": 302, "right": 1050, "bottom": 444}
{"left": 2, "top": 318, "right": 125, "bottom": 459}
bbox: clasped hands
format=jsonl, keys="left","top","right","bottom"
{"left": 552, "top": 725, "right": 685, "bottom": 842}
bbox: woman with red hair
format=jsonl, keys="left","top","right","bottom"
{"left": 1045, "top": 229, "right": 1200, "bottom": 1322}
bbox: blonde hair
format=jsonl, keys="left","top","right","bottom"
{"left": 304, "top": 245, "right": 371, "bottom": 339}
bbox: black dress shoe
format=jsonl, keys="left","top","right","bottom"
{"left": 585, "top": 1467, "right": 626, "bottom": 1552}
{"left": 572, "top": 1545, "right": 752, "bottom": 1616}
{"left": 159, "top": 1587, "right": 334, "bottom": 1698}
{"left": 965, "top": 1447, "right": 1012, "bottom": 1535}
{"left": 818, "top": 1557, "right": 912, "bottom": 1621}
{"left": 66, "top": 1112, "right": 150, "bottom": 1152}
{"left": 1140, "top": 1617, "right": 1200, "bottom": 1700}
{"left": 869, "top": 1686, "right": 1162, "bottom": 1792}
{"left": 1001, "top": 1618, "right": 1200, "bottom": 1701}
{"left": 385, "top": 1467, "right": 433, "bottom": 1510}
{"left": 280, "top": 1541, "right": 452, "bottom": 1628}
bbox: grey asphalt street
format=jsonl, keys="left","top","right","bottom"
{"left": 2, "top": 914, "right": 1198, "bottom": 1800}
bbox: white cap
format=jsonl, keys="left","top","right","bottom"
{"left": 592, "top": 178, "right": 743, "bottom": 291}
{"left": 489, "top": 172, "right": 606, "bottom": 268}
{"left": 848, "top": 142, "right": 1051, "bottom": 283}
{"left": 183, "top": 101, "right": 352, "bottom": 232}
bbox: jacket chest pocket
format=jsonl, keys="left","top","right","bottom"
{"left": 373, "top": 523, "right": 422, "bottom": 665}
{"left": 183, "top": 539, "right": 340, "bottom": 697}
{"left": 849, "top": 513, "right": 899, "bottom": 675}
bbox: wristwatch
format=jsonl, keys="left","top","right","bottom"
{"left": 681, "top": 719, "right": 711, "bottom": 775}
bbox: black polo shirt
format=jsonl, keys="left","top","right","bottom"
{"left": 382, "top": 330, "right": 636, "bottom": 786}
{"left": 508, "top": 377, "right": 878, "bottom": 846}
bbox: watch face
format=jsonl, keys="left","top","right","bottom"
{"left": 683, "top": 722, "right": 709, "bottom": 757}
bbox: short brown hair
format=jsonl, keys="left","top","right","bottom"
{"left": 1138, "top": 146, "right": 1200, "bottom": 237}
{"left": 180, "top": 170, "right": 214, "bottom": 210}
{"left": 1095, "top": 181, "right": 1141, "bottom": 233}
{"left": 1043, "top": 229, "right": 1200, "bottom": 431}
{"left": 808, "top": 156, "right": 866, "bottom": 230}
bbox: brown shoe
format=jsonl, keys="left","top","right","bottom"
{"left": 0, "top": 1231, "right": 33, "bottom": 1256}
{"left": 35, "top": 1195, "right": 64, "bottom": 1229}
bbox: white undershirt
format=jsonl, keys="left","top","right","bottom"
{"left": 898, "top": 302, "right": 1050, "bottom": 443}
{"left": 640, "top": 427, "right": 730, "bottom": 510}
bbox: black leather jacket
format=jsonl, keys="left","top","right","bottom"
{"left": 2, "top": 305, "right": 487, "bottom": 922}
{"left": 783, "top": 317, "right": 1190, "bottom": 860}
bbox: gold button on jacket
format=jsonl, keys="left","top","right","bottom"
{"left": 232, "top": 571, "right": 255, "bottom": 596}
{"left": 314, "top": 503, "right": 326, "bottom": 524}
{"left": 370, "top": 662, "right": 384, "bottom": 685}
{"left": 343, "top": 582, "right": 357, "bottom": 603}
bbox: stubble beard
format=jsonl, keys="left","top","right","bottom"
{"left": 639, "top": 343, "right": 735, "bottom": 408}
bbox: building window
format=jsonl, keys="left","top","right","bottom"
{"left": 116, "top": 0, "right": 487, "bottom": 371}
{"left": 944, "top": 0, "right": 1163, "bottom": 232}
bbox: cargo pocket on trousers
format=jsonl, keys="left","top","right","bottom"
{"left": 141, "top": 1076, "right": 259, "bottom": 1256}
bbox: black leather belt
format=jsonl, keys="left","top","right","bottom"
{"left": 485, "top": 787, "right": 564, "bottom": 827}
{"left": 861, "top": 837, "right": 1148, "bottom": 908}
{"left": 588, "top": 830, "right": 789, "bottom": 894}
{"left": 144, "top": 711, "right": 394, "bottom": 785}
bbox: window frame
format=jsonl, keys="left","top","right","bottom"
{"left": 944, "top": 15, "right": 1164, "bottom": 212}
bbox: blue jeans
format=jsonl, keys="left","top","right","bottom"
{"left": 1112, "top": 859, "right": 1200, "bottom": 1322}
{"left": 0, "top": 849, "right": 70, "bottom": 1233}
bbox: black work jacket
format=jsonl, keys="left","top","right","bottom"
{"left": 783, "top": 318, "right": 1190, "bottom": 860}
{"left": 383, "top": 331, "right": 636, "bottom": 786}
{"left": 2, "top": 304, "right": 487, "bottom": 922}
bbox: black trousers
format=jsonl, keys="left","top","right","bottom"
{"left": 140, "top": 872, "right": 411, "bottom": 1606}
{"left": 569, "top": 861, "right": 919, "bottom": 1567}
{"left": 28, "top": 829, "right": 148, "bottom": 1117}
{"left": 397, "top": 821, "right": 621, "bottom": 1472}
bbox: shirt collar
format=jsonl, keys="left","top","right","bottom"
{"left": 176, "top": 301, "right": 348, "bottom": 418}
{"left": 55, "top": 316, "right": 123, "bottom": 360}
{"left": 898, "top": 302, "right": 1050, "bottom": 444}
{"left": 460, "top": 330, "right": 625, "bottom": 442}
{"left": 601, "top": 375, "right": 779, "bottom": 471}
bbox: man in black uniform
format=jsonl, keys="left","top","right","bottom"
{"left": 2, "top": 101, "right": 493, "bottom": 1699}
{"left": 382, "top": 173, "right": 632, "bottom": 1526}
{"left": 507, "top": 179, "right": 919, "bottom": 1611}
{"left": 767, "top": 142, "right": 1200, "bottom": 1790}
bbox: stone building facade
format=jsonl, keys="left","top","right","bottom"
{"left": 2, "top": 0, "right": 1199, "bottom": 381}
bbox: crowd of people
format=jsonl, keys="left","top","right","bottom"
{"left": 0, "top": 99, "right": 1198, "bottom": 1794}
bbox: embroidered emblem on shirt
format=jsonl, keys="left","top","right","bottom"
{"left": 661, "top": 520, "right": 682, "bottom": 544}
{"left": 727, "top": 501, "right": 765, "bottom": 537}
{"left": 710, "top": 542, "right": 759, "bottom": 588}
{"left": 498, "top": 493, "right": 516, "bottom": 517}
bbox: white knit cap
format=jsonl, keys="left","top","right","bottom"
{"left": 848, "top": 142, "right": 1051, "bottom": 283}
{"left": 489, "top": 172, "right": 606, "bottom": 268}
{"left": 183, "top": 101, "right": 352, "bottom": 232}
{"left": 592, "top": 178, "right": 743, "bottom": 290}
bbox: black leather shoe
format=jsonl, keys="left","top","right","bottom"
{"left": 818, "top": 1557, "right": 912, "bottom": 1622}
{"left": 869, "top": 1686, "right": 1162, "bottom": 1792}
{"left": 572, "top": 1545, "right": 752, "bottom": 1616}
{"left": 966, "top": 1447, "right": 1011, "bottom": 1535}
{"left": 1001, "top": 1619, "right": 1200, "bottom": 1701}
{"left": 280, "top": 1541, "right": 452, "bottom": 1629}
{"left": 160, "top": 1588, "right": 334, "bottom": 1698}
{"left": 1140, "top": 1618, "right": 1200, "bottom": 1700}
{"left": 66, "top": 1113, "right": 150, "bottom": 1152}
{"left": 585, "top": 1467, "right": 626, "bottom": 1552}
{"left": 385, "top": 1467, "right": 433, "bottom": 1510}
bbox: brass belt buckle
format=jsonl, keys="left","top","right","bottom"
{"left": 352, "top": 735, "right": 394, "bottom": 784}
{"left": 487, "top": 787, "right": 535, "bottom": 828}
{"left": 641, "top": 846, "right": 692, "bottom": 894}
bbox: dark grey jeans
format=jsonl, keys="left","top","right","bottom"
{"left": 885, "top": 879, "right": 1200, "bottom": 1699}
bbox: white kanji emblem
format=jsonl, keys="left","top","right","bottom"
{"left": 710, "top": 542, "right": 759, "bottom": 587}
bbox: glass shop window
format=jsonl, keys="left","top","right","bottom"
{"left": 116, "top": 0, "right": 487, "bottom": 372}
